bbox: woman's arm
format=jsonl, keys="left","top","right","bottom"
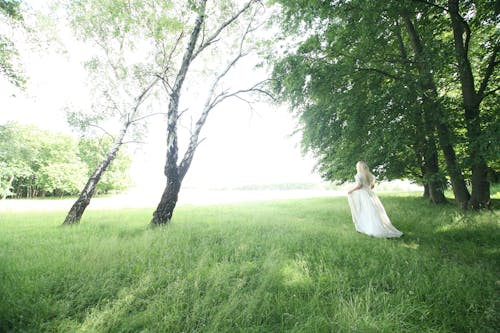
{"left": 348, "top": 183, "right": 362, "bottom": 195}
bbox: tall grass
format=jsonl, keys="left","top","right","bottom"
{"left": 0, "top": 195, "right": 498, "bottom": 332}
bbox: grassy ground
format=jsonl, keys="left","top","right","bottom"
{"left": 0, "top": 194, "right": 498, "bottom": 332}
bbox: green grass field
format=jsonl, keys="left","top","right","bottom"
{"left": 0, "top": 195, "right": 499, "bottom": 332}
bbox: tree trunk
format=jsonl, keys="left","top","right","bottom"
{"left": 422, "top": 131, "right": 447, "bottom": 204}
{"left": 423, "top": 183, "right": 429, "bottom": 198}
{"left": 435, "top": 121, "right": 470, "bottom": 208}
{"left": 63, "top": 126, "right": 126, "bottom": 225}
{"left": 448, "top": 0, "right": 490, "bottom": 209}
{"left": 151, "top": 0, "right": 256, "bottom": 225}
{"left": 1, "top": 175, "right": 14, "bottom": 199}
{"left": 151, "top": 177, "right": 181, "bottom": 225}
{"left": 151, "top": 2, "right": 207, "bottom": 226}
{"left": 414, "top": 100, "right": 446, "bottom": 204}
{"left": 402, "top": 11, "right": 471, "bottom": 205}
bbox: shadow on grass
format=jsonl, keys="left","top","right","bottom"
{"left": 381, "top": 195, "right": 499, "bottom": 257}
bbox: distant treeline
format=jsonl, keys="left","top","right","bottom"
{"left": 0, "top": 123, "right": 131, "bottom": 198}
{"left": 221, "top": 183, "right": 342, "bottom": 191}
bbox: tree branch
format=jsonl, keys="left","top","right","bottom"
{"left": 482, "top": 86, "right": 500, "bottom": 99}
{"left": 177, "top": 108, "right": 189, "bottom": 121}
{"left": 478, "top": 43, "right": 499, "bottom": 101}
{"left": 234, "top": 94, "right": 255, "bottom": 110}
{"left": 120, "top": 140, "right": 147, "bottom": 145}
{"left": 462, "top": 16, "right": 471, "bottom": 55}
{"left": 178, "top": 2, "right": 266, "bottom": 180}
{"left": 88, "top": 124, "right": 115, "bottom": 139}
{"left": 191, "top": 0, "right": 256, "bottom": 60}
{"left": 129, "top": 112, "right": 167, "bottom": 124}
{"left": 394, "top": 18, "right": 409, "bottom": 64}
{"left": 210, "top": 79, "right": 274, "bottom": 109}
{"left": 413, "top": 0, "right": 472, "bottom": 53}
{"left": 127, "top": 75, "right": 161, "bottom": 122}
{"left": 411, "top": 0, "right": 448, "bottom": 13}
{"left": 155, "top": 31, "right": 186, "bottom": 95}
{"left": 159, "top": 75, "right": 174, "bottom": 94}
{"left": 101, "top": 90, "right": 122, "bottom": 115}
{"left": 355, "top": 67, "right": 401, "bottom": 80}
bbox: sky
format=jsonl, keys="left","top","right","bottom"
{"left": 0, "top": 9, "right": 323, "bottom": 191}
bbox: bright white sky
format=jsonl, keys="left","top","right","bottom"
{"left": 0, "top": 5, "right": 323, "bottom": 191}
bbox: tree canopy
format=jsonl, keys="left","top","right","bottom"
{"left": 0, "top": 123, "right": 131, "bottom": 198}
{"left": 269, "top": 0, "right": 498, "bottom": 207}
{"left": 0, "top": 0, "right": 25, "bottom": 88}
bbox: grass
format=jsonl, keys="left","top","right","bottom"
{"left": 0, "top": 194, "right": 499, "bottom": 332}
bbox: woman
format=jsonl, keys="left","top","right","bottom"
{"left": 347, "top": 161, "right": 403, "bottom": 238}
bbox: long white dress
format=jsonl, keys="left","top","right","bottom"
{"left": 347, "top": 173, "right": 403, "bottom": 238}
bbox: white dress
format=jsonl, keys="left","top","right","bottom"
{"left": 347, "top": 173, "right": 403, "bottom": 238}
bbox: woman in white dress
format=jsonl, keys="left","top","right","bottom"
{"left": 347, "top": 161, "right": 403, "bottom": 238}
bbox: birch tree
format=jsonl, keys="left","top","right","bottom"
{"left": 151, "top": 0, "right": 269, "bottom": 225}
{"left": 62, "top": 0, "right": 182, "bottom": 224}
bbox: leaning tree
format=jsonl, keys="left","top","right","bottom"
{"left": 151, "top": 0, "right": 270, "bottom": 225}
{"left": 62, "top": 0, "right": 183, "bottom": 224}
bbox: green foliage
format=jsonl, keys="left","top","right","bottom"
{"left": 63, "top": 0, "right": 185, "bottom": 143}
{"left": 0, "top": 0, "right": 26, "bottom": 88}
{"left": 270, "top": 0, "right": 426, "bottom": 182}
{"left": 0, "top": 123, "right": 88, "bottom": 197}
{"left": 0, "top": 123, "right": 131, "bottom": 198}
{"left": 0, "top": 0, "right": 22, "bottom": 20}
{"left": 0, "top": 197, "right": 498, "bottom": 331}
{"left": 78, "top": 137, "right": 132, "bottom": 194}
{"left": 269, "top": 0, "right": 498, "bottom": 185}
{"left": 34, "top": 134, "right": 88, "bottom": 197}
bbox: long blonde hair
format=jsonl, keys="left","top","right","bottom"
{"left": 356, "top": 161, "right": 375, "bottom": 186}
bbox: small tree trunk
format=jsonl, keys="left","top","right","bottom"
{"left": 151, "top": 178, "right": 181, "bottom": 225}
{"left": 63, "top": 173, "right": 100, "bottom": 225}
{"left": 416, "top": 122, "right": 446, "bottom": 204}
{"left": 469, "top": 162, "right": 490, "bottom": 208}
{"left": 413, "top": 86, "right": 446, "bottom": 204}
{"left": 63, "top": 127, "right": 126, "bottom": 225}
{"left": 415, "top": 104, "right": 446, "bottom": 203}
{"left": 423, "top": 183, "right": 429, "bottom": 198}
{"left": 418, "top": 80, "right": 447, "bottom": 205}
{"left": 424, "top": 140, "right": 447, "bottom": 204}
{"left": 435, "top": 122, "right": 470, "bottom": 208}
{"left": 1, "top": 175, "right": 14, "bottom": 199}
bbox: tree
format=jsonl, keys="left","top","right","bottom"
{"left": 77, "top": 137, "right": 132, "bottom": 194}
{"left": 0, "top": 0, "right": 26, "bottom": 88}
{"left": 269, "top": 0, "right": 496, "bottom": 208}
{"left": 0, "top": 123, "right": 88, "bottom": 198}
{"left": 0, "top": 123, "right": 30, "bottom": 198}
{"left": 35, "top": 134, "right": 88, "bottom": 197}
{"left": 61, "top": 0, "right": 180, "bottom": 224}
{"left": 399, "top": 6, "right": 469, "bottom": 206}
{"left": 269, "top": 0, "right": 450, "bottom": 202}
{"left": 151, "top": 0, "right": 269, "bottom": 225}
{"left": 446, "top": 0, "right": 498, "bottom": 208}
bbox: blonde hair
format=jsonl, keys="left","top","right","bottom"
{"left": 356, "top": 161, "right": 375, "bottom": 186}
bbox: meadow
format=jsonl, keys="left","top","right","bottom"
{"left": 0, "top": 194, "right": 498, "bottom": 332}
